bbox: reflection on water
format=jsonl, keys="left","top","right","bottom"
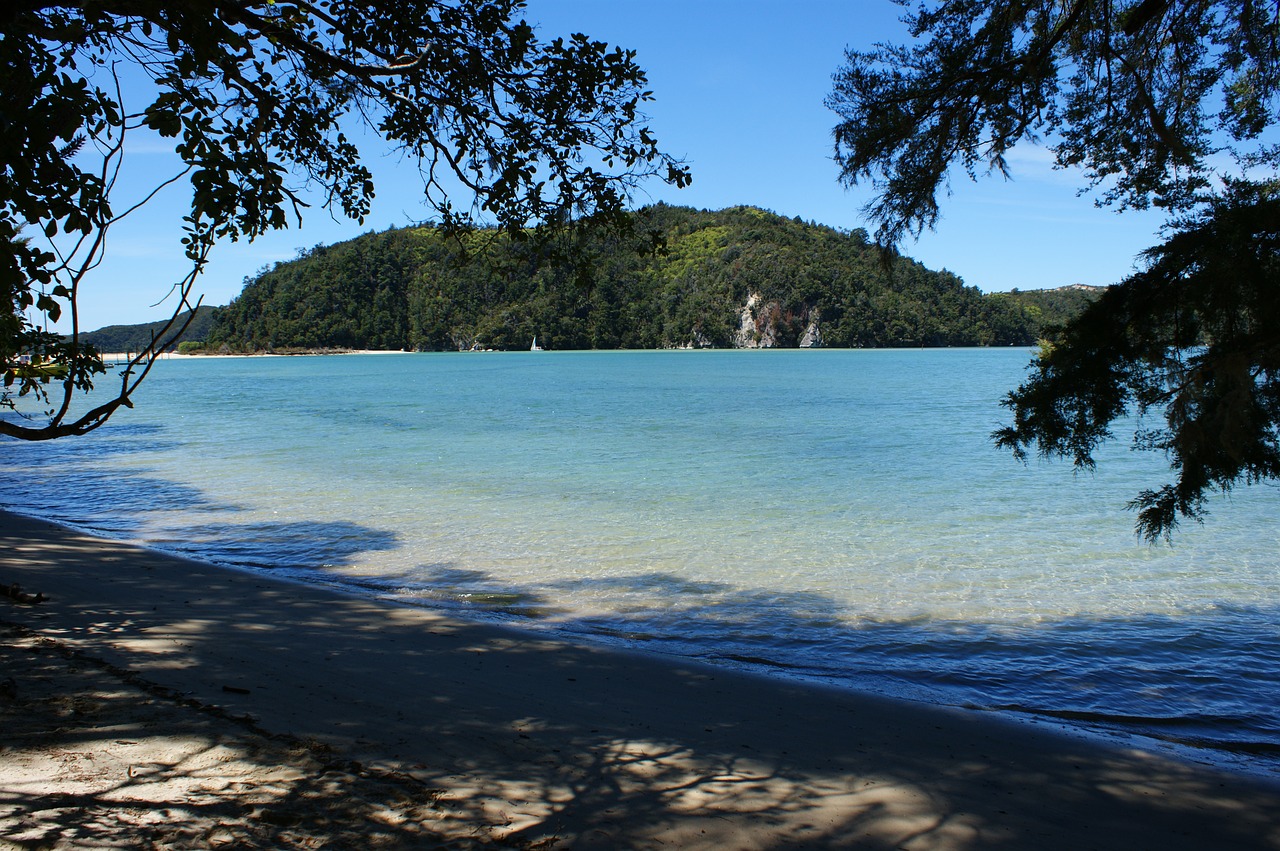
{"left": 2, "top": 349, "right": 1277, "bottom": 776}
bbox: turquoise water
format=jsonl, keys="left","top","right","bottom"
{"left": 3, "top": 349, "right": 1278, "bottom": 775}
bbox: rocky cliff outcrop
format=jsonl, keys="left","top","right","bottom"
{"left": 731, "top": 293, "right": 821, "bottom": 349}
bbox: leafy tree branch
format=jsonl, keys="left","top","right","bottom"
{"left": 830, "top": 0, "right": 1279, "bottom": 537}
{"left": 1, "top": 0, "right": 690, "bottom": 440}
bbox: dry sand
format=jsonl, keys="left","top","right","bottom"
{"left": 1, "top": 509, "right": 1277, "bottom": 849}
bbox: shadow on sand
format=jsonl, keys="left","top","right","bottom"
{"left": 2, "top": 511, "right": 1279, "bottom": 849}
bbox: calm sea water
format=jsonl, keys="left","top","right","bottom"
{"left": 3, "top": 349, "right": 1277, "bottom": 775}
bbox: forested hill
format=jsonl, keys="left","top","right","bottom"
{"left": 206, "top": 205, "right": 1099, "bottom": 352}
{"left": 79, "top": 306, "right": 217, "bottom": 353}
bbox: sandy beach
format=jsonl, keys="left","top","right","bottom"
{"left": 1, "top": 510, "right": 1278, "bottom": 849}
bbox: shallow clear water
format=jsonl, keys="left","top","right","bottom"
{"left": 3, "top": 350, "right": 1277, "bottom": 775}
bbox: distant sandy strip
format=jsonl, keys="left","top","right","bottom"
{"left": 100, "top": 349, "right": 405, "bottom": 361}
{"left": 1, "top": 509, "right": 1277, "bottom": 849}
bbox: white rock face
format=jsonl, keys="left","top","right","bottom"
{"left": 733, "top": 292, "right": 822, "bottom": 348}
{"left": 734, "top": 293, "right": 762, "bottom": 348}
{"left": 679, "top": 329, "right": 714, "bottom": 349}
{"left": 799, "top": 311, "right": 823, "bottom": 348}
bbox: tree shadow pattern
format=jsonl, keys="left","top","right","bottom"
{"left": 0, "top": 622, "right": 517, "bottom": 849}
{"left": 1, "top": 480, "right": 1279, "bottom": 849}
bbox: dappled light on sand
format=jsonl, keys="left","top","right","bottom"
{"left": 2, "top": 513, "right": 1279, "bottom": 849}
{"left": 0, "top": 626, "right": 461, "bottom": 849}
{"left": 0, "top": 624, "right": 1036, "bottom": 851}
{"left": 0, "top": 622, "right": 999, "bottom": 849}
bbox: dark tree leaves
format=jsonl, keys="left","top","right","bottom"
{"left": 1, "top": 0, "right": 689, "bottom": 440}
{"left": 828, "top": 0, "right": 1277, "bottom": 246}
{"left": 830, "top": 1, "right": 1280, "bottom": 537}
{"left": 994, "top": 184, "right": 1280, "bottom": 540}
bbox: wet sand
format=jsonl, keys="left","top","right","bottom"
{"left": 2, "top": 510, "right": 1277, "bottom": 849}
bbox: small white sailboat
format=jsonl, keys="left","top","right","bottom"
{"left": 530, "top": 336, "right": 543, "bottom": 352}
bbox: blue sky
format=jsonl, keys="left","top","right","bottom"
{"left": 70, "top": 0, "right": 1171, "bottom": 330}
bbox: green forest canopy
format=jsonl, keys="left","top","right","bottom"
{"left": 203, "top": 205, "right": 1098, "bottom": 352}
{"left": 79, "top": 308, "right": 217, "bottom": 355}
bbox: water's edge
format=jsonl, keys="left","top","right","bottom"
{"left": 3, "top": 502, "right": 1275, "bottom": 784}
{"left": 4, "top": 350, "right": 1276, "bottom": 781}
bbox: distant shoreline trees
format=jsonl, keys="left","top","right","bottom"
{"left": 202, "top": 206, "right": 1094, "bottom": 353}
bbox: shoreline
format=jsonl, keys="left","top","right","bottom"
{"left": 3, "top": 504, "right": 1271, "bottom": 783}
{"left": 99, "top": 348, "right": 406, "bottom": 361}
{"left": 2, "top": 509, "right": 1279, "bottom": 848}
